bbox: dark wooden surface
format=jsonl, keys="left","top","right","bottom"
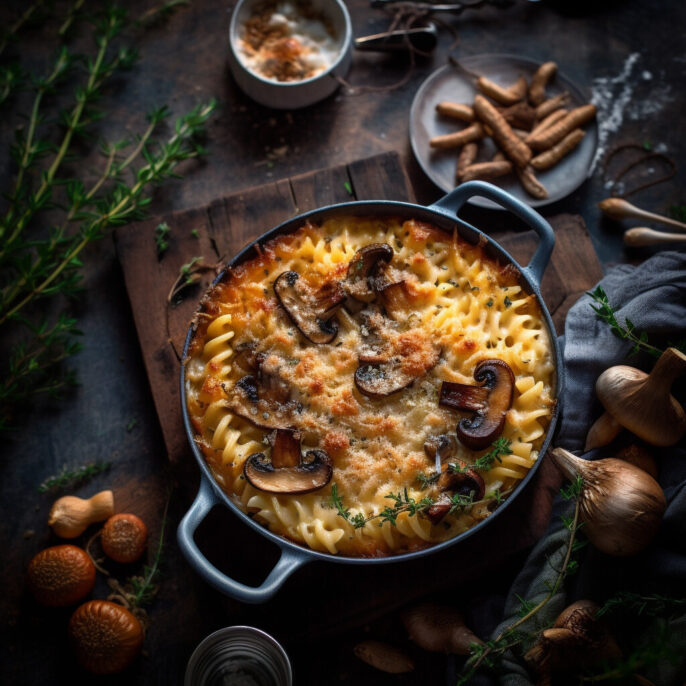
{"left": 1, "top": 0, "right": 684, "bottom": 684}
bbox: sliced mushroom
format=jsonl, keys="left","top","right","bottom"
{"left": 424, "top": 434, "right": 458, "bottom": 464}
{"left": 346, "top": 243, "right": 394, "bottom": 302}
{"left": 235, "top": 374, "right": 259, "bottom": 403}
{"left": 379, "top": 280, "right": 412, "bottom": 320}
{"left": 225, "top": 365, "right": 300, "bottom": 431}
{"left": 232, "top": 342, "right": 263, "bottom": 375}
{"left": 243, "top": 429, "right": 333, "bottom": 494}
{"left": 355, "top": 318, "right": 440, "bottom": 399}
{"left": 258, "top": 353, "right": 291, "bottom": 405}
{"left": 424, "top": 458, "right": 485, "bottom": 524}
{"left": 438, "top": 464, "right": 485, "bottom": 500}
{"left": 354, "top": 362, "right": 416, "bottom": 399}
{"left": 274, "top": 271, "right": 345, "bottom": 344}
{"left": 439, "top": 359, "right": 515, "bottom": 450}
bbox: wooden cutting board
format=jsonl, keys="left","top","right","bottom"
{"left": 114, "top": 151, "right": 603, "bottom": 464}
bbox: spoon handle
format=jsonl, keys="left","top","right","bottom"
{"left": 630, "top": 207, "right": 686, "bottom": 232}
{"left": 624, "top": 227, "right": 686, "bottom": 246}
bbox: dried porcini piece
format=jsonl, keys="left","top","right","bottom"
{"left": 439, "top": 359, "right": 514, "bottom": 450}
{"left": 244, "top": 428, "right": 333, "bottom": 494}
{"left": 274, "top": 270, "right": 345, "bottom": 344}
{"left": 346, "top": 243, "right": 394, "bottom": 302}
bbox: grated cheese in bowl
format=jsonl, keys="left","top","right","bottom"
{"left": 237, "top": 1, "right": 342, "bottom": 82}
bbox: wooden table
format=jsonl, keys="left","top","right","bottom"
{"left": 2, "top": 1, "right": 685, "bottom": 684}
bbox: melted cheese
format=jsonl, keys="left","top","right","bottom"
{"left": 185, "top": 216, "right": 555, "bottom": 556}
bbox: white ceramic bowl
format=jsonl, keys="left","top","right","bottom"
{"left": 227, "top": 0, "right": 353, "bottom": 109}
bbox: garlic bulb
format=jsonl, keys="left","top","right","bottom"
{"left": 550, "top": 448, "right": 666, "bottom": 556}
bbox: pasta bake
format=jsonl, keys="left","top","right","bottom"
{"left": 185, "top": 215, "right": 555, "bottom": 557}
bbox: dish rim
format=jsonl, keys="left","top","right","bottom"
{"left": 180, "top": 197, "right": 563, "bottom": 566}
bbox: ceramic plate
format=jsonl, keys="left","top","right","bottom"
{"left": 410, "top": 54, "right": 598, "bottom": 209}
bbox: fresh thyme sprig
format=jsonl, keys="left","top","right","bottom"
{"left": 328, "top": 482, "right": 508, "bottom": 530}
{"left": 457, "top": 478, "right": 586, "bottom": 683}
{"left": 587, "top": 285, "right": 686, "bottom": 359}
{"left": 417, "top": 438, "right": 513, "bottom": 488}
{"left": 0, "top": 3, "right": 216, "bottom": 432}
{"left": 37, "top": 460, "right": 112, "bottom": 493}
{"left": 596, "top": 591, "right": 686, "bottom": 620}
{"left": 127, "top": 494, "right": 170, "bottom": 608}
{"left": 450, "top": 437, "right": 513, "bottom": 474}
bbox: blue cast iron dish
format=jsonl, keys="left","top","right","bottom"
{"left": 178, "top": 180, "right": 564, "bottom": 604}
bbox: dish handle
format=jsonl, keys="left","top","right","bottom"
{"left": 429, "top": 180, "right": 555, "bottom": 288}
{"left": 177, "top": 478, "right": 309, "bottom": 604}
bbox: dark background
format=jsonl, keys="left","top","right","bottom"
{"left": 1, "top": 0, "right": 685, "bottom": 684}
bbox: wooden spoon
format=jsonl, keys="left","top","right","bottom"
{"left": 599, "top": 198, "right": 686, "bottom": 232}
{"left": 624, "top": 227, "right": 686, "bottom": 247}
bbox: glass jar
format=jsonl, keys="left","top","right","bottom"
{"left": 185, "top": 626, "right": 292, "bottom": 686}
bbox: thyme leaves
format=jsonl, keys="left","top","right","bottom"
{"left": 0, "top": 4, "right": 216, "bottom": 431}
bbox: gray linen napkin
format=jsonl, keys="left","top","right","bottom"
{"left": 472, "top": 250, "right": 686, "bottom": 685}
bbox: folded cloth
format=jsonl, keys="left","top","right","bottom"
{"left": 470, "top": 250, "right": 686, "bottom": 685}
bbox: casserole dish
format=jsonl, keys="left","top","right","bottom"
{"left": 178, "top": 180, "right": 563, "bottom": 603}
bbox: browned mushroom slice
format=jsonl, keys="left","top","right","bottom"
{"left": 274, "top": 271, "right": 345, "bottom": 344}
{"left": 426, "top": 464, "right": 486, "bottom": 524}
{"left": 226, "top": 372, "right": 300, "bottom": 431}
{"left": 438, "top": 464, "right": 485, "bottom": 500}
{"left": 423, "top": 434, "right": 458, "bottom": 463}
{"left": 346, "top": 243, "right": 394, "bottom": 302}
{"left": 356, "top": 330, "right": 440, "bottom": 399}
{"left": 232, "top": 342, "right": 263, "bottom": 375}
{"left": 271, "top": 427, "right": 301, "bottom": 468}
{"left": 379, "top": 280, "right": 412, "bottom": 320}
{"left": 243, "top": 429, "right": 333, "bottom": 494}
{"left": 354, "top": 362, "right": 415, "bottom": 399}
{"left": 439, "top": 359, "right": 515, "bottom": 450}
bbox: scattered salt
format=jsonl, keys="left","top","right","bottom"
{"left": 590, "top": 52, "right": 640, "bottom": 173}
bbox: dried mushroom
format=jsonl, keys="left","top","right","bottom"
{"left": 244, "top": 428, "right": 333, "bottom": 494}
{"left": 439, "top": 359, "right": 514, "bottom": 450}
{"left": 274, "top": 270, "right": 345, "bottom": 344}
{"left": 346, "top": 243, "right": 394, "bottom": 302}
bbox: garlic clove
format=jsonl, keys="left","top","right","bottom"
{"left": 550, "top": 448, "right": 666, "bottom": 556}
{"left": 584, "top": 411, "right": 622, "bottom": 451}
{"left": 48, "top": 490, "right": 114, "bottom": 539}
{"left": 596, "top": 348, "right": 686, "bottom": 447}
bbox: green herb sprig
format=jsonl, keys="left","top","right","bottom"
{"left": 588, "top": 286, "right": 686, "bottom": 359}
{"left": 457, "top": 478, "right": 586, "bottom": 683}
{"left": 37, "top": 460, "right": 112, "bottom": 493}
{"left": 449, "top": 437, "right": 513, "bottom": 474}
{"left": 327, "top": 484, "right": 479, "bottom": 529}
{"left": 0, "top": 3, "right": 216, "bottom": 432}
